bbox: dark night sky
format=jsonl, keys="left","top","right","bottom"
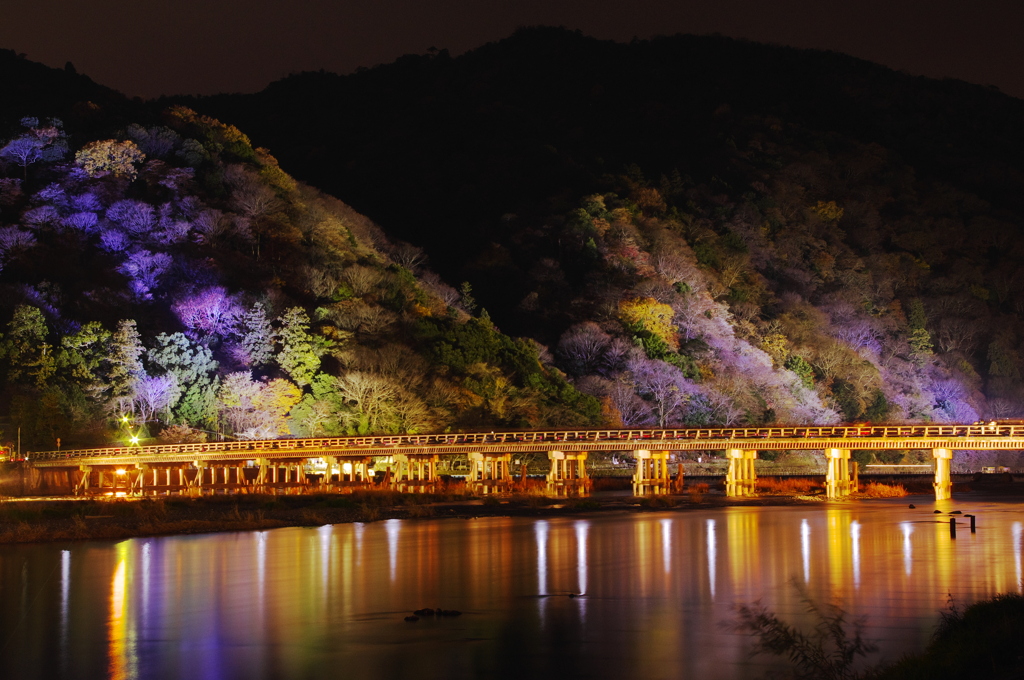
{"left": 4, "top": 0, "right": 1023, "bottom": 99}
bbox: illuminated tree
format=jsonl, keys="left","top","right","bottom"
{"left": 75, "top": 140, "right": 145, "bottom": 180}
{"left": 238, "top": 302, "right": 274, "bottom": 367}
{"left": 619, "top": 297, "right": 679, "bottom": 351}
{"left": 173, "top": 287, "right": 241, "bottom": 339}
{"left": 0, "top": 305, "right": 55, "bottom": 388}
{"left": 218, "top": 372, "right": 300, "bottom": 437}
{"left": 276, "top": 307, "right": 326, "bottom": 386}
{"left": 108, "top": 320, "right": 146, "bottom": 412}
{"left": 146, "top": 332, "right": 219, "bottom": 425}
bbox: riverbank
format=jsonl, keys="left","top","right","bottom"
{"left": 0, "top": 489, "right": 834, "bottom": 544}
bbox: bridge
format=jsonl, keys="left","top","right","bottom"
{"left": 17, "top": 423, "right": 1024, "bottom": 500}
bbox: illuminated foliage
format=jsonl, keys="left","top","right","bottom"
{"left": 619, "top": 297, "right": 679, "bottom": 351}
{"left": 74, "top": 140, "right": 145, "bottom": 180}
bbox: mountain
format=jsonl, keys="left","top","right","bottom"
{"left": 171, "top": 27, "right": 1024, "bottom": 463}
{"left": 3, "top": 28, "right": 1024, "bottom": 470}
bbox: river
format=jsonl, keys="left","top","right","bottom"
{"left": 1, "top": 499, "right": 1022, "bottom": 679}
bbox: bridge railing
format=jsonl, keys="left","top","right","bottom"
{"left": 25, "top": 423, "right": 1024, "bottom": 463}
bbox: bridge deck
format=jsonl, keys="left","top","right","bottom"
{"left": 25, "top": 424, "right": 1024, "bottom": 468}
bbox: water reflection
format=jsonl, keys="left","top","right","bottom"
{"left": 5, "top": 503, "right": 1024, "bottom": 680}
{"left": 706, "top": 518, "right": 716, "bottom": 599}
{"left": 851, "top": 521, "right": 861, "bottom": 588}
{"left": 1014, "top": 522, "right": 1022, "bottom": 592}
{"left": 801, "top": 518, "right": 811, "bottom": 583}
{"left": 901, "top": 522, "right": 914, "bottom": 576}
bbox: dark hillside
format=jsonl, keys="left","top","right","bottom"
{"left": 179, "top": 27, "right": 1024, "bottom": 276}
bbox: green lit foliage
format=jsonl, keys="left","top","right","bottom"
{"left": 146, "top": 333, "right": 219, "bottom": 427}
{"left": 423, "top": 315, "right": 602, "bottom": 427}
{"left": 275, "top": 307, "right": 330, "bottom": 387}
{"left": 0, "top": 305, "right": 55, "bottom": 388}
{"left": 785, "top": 355, "right": 815, "bottom": 389}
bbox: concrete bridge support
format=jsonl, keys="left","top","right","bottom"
{"left": 392, "top": 453, "right": 439, "bottom": 492}
{"left": 933, "top": 448, "right": 953, "bottom": 501}
{"left": 632, "top": 450, "right": 671, "bottom": 496}
{"left": 825, "top": 448, "right": 854, "bottom": 499}
{"left": 468, "top": 451, "right": 513, "bottom": 494}
{"left": 546, "top": 450, "right": 590, "bottom": 497}
{"left": 726, "top": 449, "right": 758, "bottom": 497}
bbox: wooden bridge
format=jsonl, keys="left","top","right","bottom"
{"left": 19, "top": 423, "right": 1024, "bottom": 500}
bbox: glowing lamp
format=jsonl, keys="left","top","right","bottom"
{"left": 368, "top": 469, "right": 375, "bottom": 477}
{"left": 115, "top": 468, "right": 126, "bottom": 476}
{"left": 342, "top": 462, "right": 353, "bottom": 475}
{"left": 129, "top": 435, "right": 140, "bottom": 445}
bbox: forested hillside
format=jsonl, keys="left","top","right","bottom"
{"left": 178, "top": 27, "right": 1024, "bottom": 430}
{"left": 4, "top": 26, "right": 1024, "bottom": 456}
{"left": 0, "top": 107, "right": 599, "bottom": 451}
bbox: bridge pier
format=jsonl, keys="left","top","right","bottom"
{"left": 468, "top": 451, "right": 514, "bottom": 495}
{"left": 825, "top": 448, "right": 854, "bottom": 499}
{"left": 547, "top": 450, "right": 590, "bottom": 497}
{"left": 392, "top": 453, "right": 439, "bottom": 493}
{"left": 726, "top": 449, "right": 757, "bottom": 497}
{"left": 632, "top": 450, "right": 671, "bottom": 496}
{"left": 75, "top": 465, "right": 91, "bottom": 495}
{"left": 933, "top": 448, "right": 953, "bottom": 500}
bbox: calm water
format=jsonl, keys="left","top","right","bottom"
{"left": 1, "top": 499, "right": 1022, "bottom": 680}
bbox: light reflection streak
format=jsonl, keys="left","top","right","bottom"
{"left": 319, "top": 525, "right": 332, "bottom": 591}
{"left": 850, "top": 521, "right": 861, "bottom": 588}
{"left": 1014, "top": 522, "right": 1022, "bottom": 592}
{"left": 60, "top": 549, "right": 70, "bottom": 672}
{"left": 385, "top": 519, "right": 400, "bottom": 581}
{"left": 575, "top": 521, "right": 588, "bottom": 594}
{"left": 901, "top": 522, "right": 914, "bottom": 576}
{"left": 575, "top": 520, "right": 588, "bottom": 621}
{"left": 256, "top": 531, "right": 267, "bottom": 606}
{"left": 536, "top": 520, "right": 549, "bottom": 627}
{"left": 801, "top": 519, "right": 810, "bottom": 583}
{"left": 706, "top": 519, "right": 716, "bottom": 599}
{"left": 661, "top": 519, "right": 672, "bottom": 574}
{"left": 141, "top": 542, "right": 150, "bottom": 627}
{"left": 536, "top": 521, "right": 549, "bottom": 596}
{"left": 108, "top": 542, "right": 136, "bottom": 680}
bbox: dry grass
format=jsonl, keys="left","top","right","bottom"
{"left": 688, "top": 482, "right": 709, "bottom": 502}
{"left": 861, "top": 482, "right": 908, "bottom": 497}
{"left": 757, "top": 477, "right": 820, "bottom": 495}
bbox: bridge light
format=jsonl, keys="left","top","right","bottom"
{"left": 115, "top": 468, "right": 126, "bottom": 476}
{"left": 129, "top": 435, "right": 140, "bottom": 445}
{"left": 342, "top": 462, "right": 353, "bottom": 475}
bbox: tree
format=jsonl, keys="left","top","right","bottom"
{"left": 119, "top": 249, "right": 173, "bottom": 300}
{"left": 0, "top": 305, "right": 55, "bottom": 388}
{"left": 627, "top": 357, "right": 693, "bottom": 427}
{"left": 276, "top": 307, "right": 326, "bottom": 386}
{"left": 75, "top": 140, "right": 146, "bottom": 180}
{"left": 132, "top": 374, "right": 179, "bottom": 423}
{"left": 238, "top": 302, "right": 274, "bottom": 367}
{"left": 57, "top": 321, "right": 112, "bottom": 400}
{"left": 173, "top": 287, "right": 241, "bottom": 339}
{"left": 108, "top": 320, "right": 146, "bottom": 412}
{"left": 218, "top": 372, "right": 301, "bottom": 438}
{"left": 146, "top": 332, "right": 219, "bottom": 426}
{"left": 557, "top": 322, "right": 610, "bottom": 376}
{"left": 620, "top": 296, "right": 680, "bottom": 355}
